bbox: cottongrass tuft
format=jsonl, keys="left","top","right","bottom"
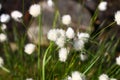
{"left": 80, "top": 52, "right": 88, "bottom": 61}
{"left": 73, "top": 39, "right": 85, "bottom": 51}
{"left": 58, "top": 47, "right": 69, "bottom": 62}
{"left": 24, "top": 43, "right": 36, "bottom": 55}
{"left": 11, "top": 10, "right": 23, "bottom": 22}
{"left": 0, "top": 33, "right": 7, "bottom": 42}
{"left": 116, "top": 56, "right": 120, "bottom": 66}
{"left": 98, "top": 1, "right": 107, "bottom": 11}
{"left": 67, "top": 71, "right": 86, "bottom": 80}
{"left": 47, "top": 29, "right": 59, "bottom": 41}
{"left": 29, "top": 4, "right": 41, "bottom": 17}
{"left": 47, "top": 0, "right": 54, "bottom": 7}
{"left": 77, "top": 32, "right": 90, "bottom": 42}
{"left": 0, "top": 14, "right": 10, "bottom": 23}
{"left": 1, "top": 24, "right": 7, "bottom": 31}
{"left": 115, "top": 11, "right": 120, "bottom": 25}
{"left": 66, "top": 27, "right": 75, "bottom": 39}
{"left": 62, "top": 14, "right": 71, "bottom": 25}
{"left": 55, "top": 36, "right": 66, "bottom": 48}
{"left": 47, "top": 29, "right": 66, "bottom": 47}
{"left": 99, "top": 74, "right": 109, "bottom": 80}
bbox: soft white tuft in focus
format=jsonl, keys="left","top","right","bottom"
{"left": 24, "top": 43, "right": 36, "bottom": 55}
{"left": 11, "top": 10, "right": 23, "bottom": 22}
{"left": 71, "top": 71, "right": 86, "bottom": 80}
{"left": 73, "top": 39, "right": 85, "bottom": 51}
{"left": 29, "top": 4, "right": 41, "bottom": 17}
{"left": 0, "top": 57, "right": 4, "bottom": 67}
{"left": 59, "top": 48, "right": 69, "bottom": 62}
{"left": 99, "top": 74, "right": 109, "bottom": 80}
{"left": 66, "top": 27, "right": 75, "bottom": 39}
{"left": 0, "top": 33, "right": 7, "bottom": 42}
{"left": 47, "top": 0, "right": 54, "bottom": 7}
{"left": 56, "top": 37, "right": 66, "bottom": 48}
{"left": 0, "top": 14, "right": 10, "bottom": 23}
{"left": 62, "top": 15, "right": 71, "bottom": 25}
{"left": 47, "top": 29, "right": 59, "bottom": 41}
{"left": 98, "top": 1, "right": 107, "bottom": 11}
{"left": 116, "top": 56, "right": 120, "bottom": 66}
{"left": 115, "top": 11, "right": 120, "bottom": 25}
{"left": 77, "top": 32, "right": 90, "bottom": 42}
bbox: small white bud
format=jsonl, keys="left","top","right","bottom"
{"left": 99, "top": 74, "right": 109, "bottom": 80}
{"left": 116, "top": 56, "right": 120, "bottom": 66}
{"left": 62, "top": 15, "right": 71, "bottom": 25}
{"left": 1, "top": 24, "right": 7, "bottom": 31}
{"left": 115, "top": 11, "right": 120, "bottom": 25}
{"left": 98, "top": 1, "right": 107, "bottom": 11}
{"left": 24, "top": 43, "right": 36, "bottom": 55}
{"left": 47, "top": 0, "right": 54, "bottom": 7}
{"left": 80, "top": 52, "right": 88, "bottom": 61}
{"left": 0, "top": 33, "right": 7, "bottom": 42}
{"left": 29, "top": 4, "right": 41, "bottom": 17}
{"left": 0, "top": 14, "right": 10, "bottom": 23}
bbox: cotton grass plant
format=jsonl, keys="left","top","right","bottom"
{"left": 0, "top": 0, "right": 120, "bottom": 80}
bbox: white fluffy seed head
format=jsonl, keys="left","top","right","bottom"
{"left": 77, "top": 32, "right": 90, "bottom": 42}
{"left": 115, "top": 11, "right": 120, "bottom": 25}
{"left": 29, "top": 4, "right": 41, "bottom": 17}
{"left": 47, "top": 0, "right": 54, "bottom": 7}
{"left": 1, "top": 24, "right": 7, "bottom": 31}
{"left": 66, "top": 27, "right": 75, "bottom": 39}
{"left": 80, "top": 52, "right": 88, "bottom": 61}
{"left": 24, "top": 43, "right": 36, "bottom": 55}
{"left": 0, "top": 57, "right": 4, "bottom": 67}
{"left": 71, "top": 71, "right": 86, "bottom": 80}
{"left": 0, "top": 33, "right": 7, "bottom": 42}
{"left": 57, "top": 29, "right": 66, "bottom": 38}
{"left": 62, "top": 14, "right": 71, "bottom": 25}
{"left": 116, "top": 56, "right": 120, "bottom": 66}
{"left": 47, "top": 29, "right": 66, "bottom": 43}
{"left": 99, "top": 74, "right": 109, "bottom": 80}
{"left": 47, "top": 29, "right": 59, "bottom": 41}
{"left": 73, "top": 39, "right": 85, "bottom": 51}
{"left": 59, "top": 47, "right": 69, "bottom": 62}
{"left": 0, "top": 14, "right": 10, "bottom": 23}
{"left": 55, "top": 37, "right": 66, "bottom": 48}
{"left": 11, "top": 10, "right": 23, "bottom": 22}
{"left": 98, "top": 1, "right": 107, "bottom": 11}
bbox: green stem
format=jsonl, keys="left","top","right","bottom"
{"left": 92, "top": 21, "right": 115, "bottom": 39}
{"left": 1, "top": 66, "right": 10, "bottom": 73}
{"left": 38, "top": 14, "right": 42, "bottom": 77}
{"left": 42, "top": 43, "right": 53, "bottom": 80}
{"left": 83, "top": 56, "right": 99, "bottom": 74}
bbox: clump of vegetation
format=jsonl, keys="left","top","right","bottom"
{"left": 0, "top": 0, "right": 120, "bottom": 80}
